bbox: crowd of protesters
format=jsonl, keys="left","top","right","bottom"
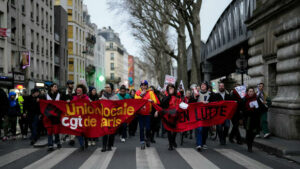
{"left": 0, "top": 79, "right": 271, "bottom": 153}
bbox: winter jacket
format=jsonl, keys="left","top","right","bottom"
{"left": 24, "top": 95, "right": 40, "bottom": 119}
{"left": 135, "top": 89, "right": 160, "bottom": 115}
{"left": 117, "top": 93, "right": 131, "bottom": 100}
{"left": 242, "top": 93, "right": 261, "bottom": 132}
{"left": 72, "top": 94, "right": 90, "bottom": 101}
{"left": 101, "top": 92, "right": 119, "bottom": 100}
{"left": 7, "top": 92, "right": 20, "bottom": 117}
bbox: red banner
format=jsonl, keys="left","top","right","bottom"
{"left": 40, "top": 99, "right": 148, "bottom": 137}
{"left": 153, "top": 101, "right": 238, "bottom": 132}
{"left": 40, "top": 100, "right": 237, "bottom": 136}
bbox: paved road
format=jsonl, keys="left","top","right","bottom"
{"left": 0, "top": 134, "right": 299, "bottom": 169}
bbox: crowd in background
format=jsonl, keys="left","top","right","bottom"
{"left": 0, "top": 79, "right": 272, "bottom": 153}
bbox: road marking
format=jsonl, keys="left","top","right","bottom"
{"left": 79, "top": 148, "right": 116, "bottom": 169}
{"left": 136, "top": 147, "right": 165, "bottom": 169}
{"left": 23, "top": 148, "right": 77, "bottom": 169}
{"left": 176, "top": 148, "right": 220, "bottom": 169}
{"left": 214, "top": 149, "right": 272, "bottom": 169}
{"left": 0, "top": 148, "right": 39, "bottom": 167}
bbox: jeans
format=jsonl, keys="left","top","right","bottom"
{"left": 138, "top": 115, "right": 151, "bottom": 143}
{"left": 121, "top": 123, "right": 127, "bottom": 139}
{"left": 30, "top": 115, "right": 39, "bottom": 141}
{"left": 217, "top": 119, "right": 230, "bottom": 144}
{"left": 77, "top": 136, "right": 85, "bottom": 147}
{"left": 48, "top": 134, "right": 60, "bottom": 146}
{"left": 19, "top": 115, "right": 29, "bottom": 136}
{"left": 196, "top": 127, "right": 209, "bottom": 146}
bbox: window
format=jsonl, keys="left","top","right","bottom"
{"left": 11, "top": 0, "right": 15, "bottom": 6}
{"left": 22, "top": 0, "right": 25, "bottom": 14}
{"left": 110, "top": 53, "right": 114, "bottom": 60}
{"left": 110, "top": 63, "right": 114, "bottom": 70}
{"left": 22, "top": 24, "right": 26, "bottom": 46}
{"left": 110, "top": 73, "right": 114, "bottom": 80}
{"left": 68, "top": 0, "right": 73, "bottom": 6}
{"left": 0, "top": 11, "right": 3, "bottom": 27}
{"left": 36, "top": 4, "right": 39, "bottom": 24}
{"left": 109, "top": 43, "right": 113, "bottom": 49}
{"left": 67, "top": 9, "right": 72, "bottom": 21}
{"left": 11, "top": 17, "right": 16, "bottom": 42}
{"left": 68, "top": 42, "right": 73, "bottom": 55}
{"left": 68, "top": 25, "right": 73, "bottom": 39}
{"left": 31, "top": 30, "right": 34, "bottom": 50}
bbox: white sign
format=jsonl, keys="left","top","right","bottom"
{"left": 164, "top": 75, "right": 176, "bottom": 89}
{"left": 235, "top": 85, "right": 246, "bottom": 99}
{"left": 178, "top": 80, "right": 185, "bottom": 95}
{"left": 249, "top": 100, "right": 259, "bottom": 108}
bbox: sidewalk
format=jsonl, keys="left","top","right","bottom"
{"left": 240, "top": 128, "right": 300, "bottom": 164}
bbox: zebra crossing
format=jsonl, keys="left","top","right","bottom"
{"left": 0, "top": 146, "right": 280, "bottom": 169}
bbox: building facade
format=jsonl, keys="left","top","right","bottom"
{"left": 0, "top": 0, "right": 9, "bottom": 88}
{"left": 99, "top": 27, "right": 128, "bottom": 88}
{"left": 54, "top": 5, "right": 68, "bottom": 87}
{"left": 0, "top": 0, "right": 55, "bottom": 92}
{"left": 94, "top": 35, "right": 106, "bottom": 91}
{"left": 246, "top": 0, "right": 300, "bottom": 139}
{"left": 55, "top": 0, "right": 85, "bottom": 86}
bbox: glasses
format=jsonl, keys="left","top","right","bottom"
{"left": 105, "top": 86, "right": 111, "bottom": 88}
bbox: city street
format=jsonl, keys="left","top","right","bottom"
{"left": 0, "top": 134, "right": 299, "bottom": 169}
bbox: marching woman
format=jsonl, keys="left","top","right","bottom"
{"left": 135, "top": 80, "right": 160, "bottom": 149}
{"left": 45, "top": 83, "right": 61, "bottom": 151}
{"left": 101, "top": 83, "right": 119, "bottom": 152}
{"left": 160, "top": 84, "right": 182, "bottom": 150}
{"left": 243, "top": 87, "right": 261, "bottom": 152}
{"left": 72, "top": 84, "right": 90, "bottom": 151}
{"left": 88, "top": 87, "right": 99, "bottom": 146}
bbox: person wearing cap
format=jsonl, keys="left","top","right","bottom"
{"left": 24, "top": 88, "right": 41, "bottom": 145}
{"left": 135, "top": 80, "right": 160, "bottom": 150}
{"left": 117, "top": 85, "right": 131, "bottom": 143}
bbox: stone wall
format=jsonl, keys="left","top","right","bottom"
{"left": 247, "top": 0, "right": 300, "bottom": 139}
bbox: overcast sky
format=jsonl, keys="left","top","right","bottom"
{"left": 86, "top": 0, "right": 232, "bottom": 56}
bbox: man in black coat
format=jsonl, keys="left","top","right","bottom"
{"left": 0, "top": 89, "right": 9, "bottom": 138}
{"left": 212, "top": 82, "right": 232, "bottom": 145}
{"left": 24, "top": 88, "right": 41, "bottom": 145}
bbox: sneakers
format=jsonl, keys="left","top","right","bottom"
{"left": 91, "top": 141, "right": 96, "bottom": 146}
{"left": 168, "top": 145, "right": 174, "bottom": 151}
{"left": 202, "top": 144, "right": 208, "bottom": 149}
{"left": 264, "top": 133, "right": 271, "bottom": 138}
{"left": 57, "top": 144, "right": 62, "bottom": 149}
{"left": 196, "top": 145, "right": 202, "bottom": 152}
{"left": 141, "top": 143, "right": 145, "bottom": 150}
{"left": 255, "top": 134, "right": 261, "bottom": 138}
{"left": 121, "top": 138, "right": 126, "bottom": 143}
{"left": 146, "top": 140, "right": 151, "bottom": 147}
{"left": 47, "top": 146, "right": 54, "bottom": 152}
{"left": 2, "top": 136, "right": 8, "bottom": 141}
{"left": 88, "top": 141, "right": 92, "bottom": 146}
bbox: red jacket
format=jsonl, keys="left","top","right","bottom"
{"left": 135, "top": 89, "right": 160, "bottom": 115}
{"left": 72, "top": 94, "right": 89, "bottom": 101}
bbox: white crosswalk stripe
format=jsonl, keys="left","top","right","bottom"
{"left": 23, "top": 148, "right": 77, "bottom": 169}
{"left": 79, "top": 148, "right": 116, "bottom": 169}
{"left": 214, "top": 149, "right": 273, "bottom": 169}
{"left": 176, "top": 148, "right": 220, "bottom": 169}
{"left": 0, "top": 148, "right": 39, "bottom": 168}
{"left": 136, "top": 147, "right": 165, "bottom": 169}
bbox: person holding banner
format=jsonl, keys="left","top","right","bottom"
{"left": 72, "top": 84, "right": 90, "bottom": 151}
{"left": 161, "top": 84, "right": 182, "bottom": 150}
{"left": 45, "top": 83, "right": 62, "bottom": 151}
{"left": 192, "top": 82, "right": 214, "bottom": 151}
{"left": 243, "top": 87, "right": 261, "bottom": 152}
{"left": 117, "top": 85, "right": 131, "bottom": 143}
{"left": 135, "top": 80, "right": 160, "bottom": 150}
{"left": 101, "top": 83, "right": 119, "bottom": 152}
{"left": 212, "top": 82, "right": 232, "bottom": 145}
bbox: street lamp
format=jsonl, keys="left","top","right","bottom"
{"left": 98, "top": 75, "right": 105, "bottom": 82}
